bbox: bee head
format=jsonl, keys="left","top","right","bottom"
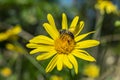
{"left": 59, "top": 29, "right": 74, "bottom": 39}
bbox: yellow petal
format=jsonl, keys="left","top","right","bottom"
{"left": 75, "top": 31, "right": 95, "bottom": 42}
{"left": 47, "top": 14, "right": 59, "bottom": 35}
{"left": 10, "top": 25, "right": 22, "bottom": 35}
{"left": 0, "top": 33, "right": 9, "bottom": 41}
{"left": 72, "top": 49, "right": 96, "bottom": 61}
{"left": 36, "top": 50, "right": 56, "bottom": 60}
{"left": 74, "top": 21, "right": 84, "bottom": 36}
{"left": 63, "top": 54, "right": 73, "bottom": 69}
{"left": 29, "top": 35, "right": 54, "bottom": 45}
{"left": 30, "top": 46, "right": 54, "bottom": 54}
{"left": 26, "top": 43, "right": 42, "bottom": 48}
{"left": 47, "top": 14, "right": 56, "bottom": 29}
{"left": 43, "top": 23, "right": 59, "bottom": 40}
{"left": 57, "top": 54, "right": 63, "bottom": 71}
{"left": 69, "top": 16, "right": 79, "bottom": 32}
{"left": 76, "top": 40, "right": 100, "bottom": 49}
{"left": 62, "top": 13, "right": 68, "bottom": 29}
{"left": 68, "top": 54, "right": 78, "bottom": 74}
{"left": 45, "top": 55, "right": 58, "bottom": 72}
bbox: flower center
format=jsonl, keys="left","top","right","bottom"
{"left": 54, "top": 30, "right": 75, "bottom": 54}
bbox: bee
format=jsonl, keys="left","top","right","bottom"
{"left": 59, "top": 29, "right": 74, "bottom": 39}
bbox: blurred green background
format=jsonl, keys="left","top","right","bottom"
{"left": 0, "top": 0, "right": 120, "bottom": 80}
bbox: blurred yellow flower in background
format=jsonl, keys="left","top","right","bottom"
{"left": 95, "top": 0, "right": 118, "bottom": 14}
{"left": 6, "top": 43, "right": 25, "bottom": 53}
{"left": 0, "top": 67, "right": 12, "bottom": 77}
{"left": 0, "top": 33, "right": 8, "bottom": 42}
{"left": 83, "top": 64, "right": 100, "bottom": 78}
{"left": 0, "top": 25, "right": 22, "bottom": 42}
{"left": 26, "top": 13, "right": 100, "bottom": 74}
{"left": 49, "top": 75, "right": 63, "bottom": 80}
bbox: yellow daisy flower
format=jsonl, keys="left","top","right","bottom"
{"left": 95, "top": 0, "right": 118, "bottom": 14}
{"left": 0, "top": 25, "right": 22, "bottom": 42}
{"left": 26, "top": 13, "right": 100, "bottom": 74}
{"left": 50, "top": 75, "right": 63, "bottom": 80}
{"left": 6, "top": 43, "right": 25, "bottom": 53}
{"left": 83, "top": 64, "right": 100, "bottom": 78}
{"left": 0, "top": 67, "right": 12, "bottom": 77}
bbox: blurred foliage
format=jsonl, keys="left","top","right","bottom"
{"left": 0, "top": 0, "right": 120, "bottom": 80}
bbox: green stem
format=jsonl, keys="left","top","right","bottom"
{"left": 92, "top": 13, "right": 105, "bottom": 75}
{"left": 93, "top": 14, "right": 104, "bottom": 39}
{"left": 23, "top": 53, "right": 46, "bottom": 78}
{"left": 16, "top": 55, "right": 22, "bottom": 80}
{"left": 69, "top": 69, "right": 74, "bottom": 80}
{"left": 69, "top": 69, "right": 78, "bottom": 80}
{"left": 15, "top": 41, "right": 47, "bottom": 79}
